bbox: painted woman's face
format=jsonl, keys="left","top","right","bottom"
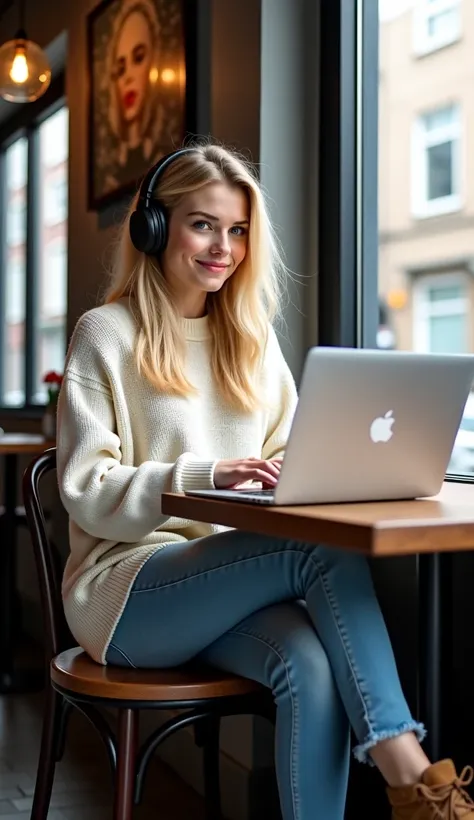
{"left": 114, "top": 11, "right": 153, "bottom": 124}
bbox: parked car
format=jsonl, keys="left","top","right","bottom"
{"left": 448, "top": 394, "right": 474, "bottom": 475}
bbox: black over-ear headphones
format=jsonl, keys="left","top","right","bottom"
{"left": 129, "top": 147, "right": 197, "bottom": 256}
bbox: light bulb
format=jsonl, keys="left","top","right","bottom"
{"left": 0, "top": 32, "right": 51, "bottom": 103}
{"left": 10, "top": 48, "right": 28, "bottom": 84}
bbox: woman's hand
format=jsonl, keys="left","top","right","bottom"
{"left": 214, "top": 457, "right": 283, "bottom": 490}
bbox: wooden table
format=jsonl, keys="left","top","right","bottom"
{"left": 0, "top": 435, "right": 55, "bottom": 693}
{"left": 162, "top": 481, "right": 474, "bottom": 761}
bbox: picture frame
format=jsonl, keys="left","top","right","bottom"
{"left": 86, "top": 0, "right": 196, "bottom": 211}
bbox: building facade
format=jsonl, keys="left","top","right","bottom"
{"left": 379, "top": 0, "right": 474, "bottom": 358}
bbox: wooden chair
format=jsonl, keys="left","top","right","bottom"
{"left": 22, "top": 448, "right": 274, "bottom": 820}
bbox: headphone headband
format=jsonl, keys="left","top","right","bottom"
{"left": 138, "top": 147, "right": 197, "bottom": 208}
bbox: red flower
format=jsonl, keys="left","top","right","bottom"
{"left": 43, "top": 371, "right": 63, "bottom": 386}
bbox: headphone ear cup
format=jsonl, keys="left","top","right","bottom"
{"left": 129, "top": 147, "right": 194, "bottom": 255}
{"left": 129, "top": 208, "right": 157, "bottom": 254}
{"left": 152, "top": 205, "right": 168, "bottom": 254}
{"left": 130, "top": 205, "right": 168, "bottom": 256}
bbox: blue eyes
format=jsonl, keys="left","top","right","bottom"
{"left": 192, "top": 220, "right": 247, "bottom": 236}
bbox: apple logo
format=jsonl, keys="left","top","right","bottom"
{"left": 370, "top": 410, "right": 395, "bottom": 443}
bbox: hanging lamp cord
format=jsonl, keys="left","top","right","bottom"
{"left": 16, "top": 0, "right": 27, "bottom": 39}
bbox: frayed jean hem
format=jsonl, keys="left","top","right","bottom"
{"left": 353, "top": 721, "right": 427, "bottom": 765}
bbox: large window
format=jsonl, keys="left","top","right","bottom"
{"left": 377, "top": 0, "right": 473, "bottom": 475}
{"left": 0, "top": 81, "right": 68, "bottom": 410}
{"left": 318, "top": 2, "right": 474, "bottom": 478}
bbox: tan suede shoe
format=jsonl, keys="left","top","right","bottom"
{"left": 387, "top": 760, "right": 474, "bottom": 819}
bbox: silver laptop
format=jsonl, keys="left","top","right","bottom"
{"left": 186, "top": 347, "right": 474, "bottom": 505}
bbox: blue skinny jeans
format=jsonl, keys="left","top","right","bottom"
{"left": 105, "top": 530, "right": 425, "bottom": 820}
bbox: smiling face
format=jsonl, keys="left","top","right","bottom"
{"left": 161, "top": 181, "right": 250, "bottom": 318}
{"left": 114, "top": 10, "right": 153, "bottom": 125}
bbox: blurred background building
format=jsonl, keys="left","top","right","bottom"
{"left": 378, "top": 0, "right": 474, "bottom": 471}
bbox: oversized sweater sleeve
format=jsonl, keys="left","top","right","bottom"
{"left": 56, "top": 311, "right": 217, "bottom": 543}
{"left": 57, "top": 374, "right": 217, "bottom": 542}
{"left": 261, "top": 327, "right": 298, "bottom": 460}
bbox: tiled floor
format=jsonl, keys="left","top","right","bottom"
{"left": 0, "top": 688, "right": 206, "bottom": 819}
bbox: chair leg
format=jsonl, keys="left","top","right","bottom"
{"left": 113, "top": 708, "right": 138, "bottom": 820}
{"left": 195, "top": 716, "right": 222, "bottom": 820}
{"left": 54, "top": 698, "right": 73, "bottom": 761}
{"left": 31, "top": 684, "right": 63, "bottom": 820}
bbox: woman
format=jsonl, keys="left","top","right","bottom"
{"left": 57, "top": 142, "right": 474, "bottom": 820}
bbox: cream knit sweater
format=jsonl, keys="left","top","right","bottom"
{"left": 57, "top": 299, "right": 298, "bottom": 663}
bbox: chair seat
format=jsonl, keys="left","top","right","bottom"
{"left": 51, "top": 646, "right": 264, "bottom": 702}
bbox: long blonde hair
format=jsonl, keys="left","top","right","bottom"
{"left": 104, "top": 142, "right": 287, "bottom": 413}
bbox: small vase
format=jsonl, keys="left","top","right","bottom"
{"left": 42, "top": 403, "right": 57, "bottom": 440}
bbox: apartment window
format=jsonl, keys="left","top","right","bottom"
{"left": 0, "top": 78, "right": 68, "bottom": 410}
{"left": 413, "top": 275, "right": 468, "bottom": 354}
{"left": 412, "top": 104, "right": 461, "bottom": 218}
{"left": 413, "top": 0, "right": 461, "bottom": 55}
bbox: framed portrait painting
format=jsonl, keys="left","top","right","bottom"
{"left": 87, "top": 0, "right": 195, "bottom": 210}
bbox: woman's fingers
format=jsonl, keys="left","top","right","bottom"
{"left": 214, "top": 458, "right": 283, "bottom": 489}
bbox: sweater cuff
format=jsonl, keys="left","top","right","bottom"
{"left": 172, "top": 453, "right": 218, "bottom": 492}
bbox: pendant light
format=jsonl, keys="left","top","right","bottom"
{"left": 0, "top": 0, "right": 51, "bottom": 103}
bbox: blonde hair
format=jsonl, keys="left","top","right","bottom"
{"left": 104, "top": 142, "right": 287, "bottom": 413}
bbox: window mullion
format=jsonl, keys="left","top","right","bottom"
{"left": 318, "top": 0, "right": 358, "bottom": 347}
{"left": 358, "top": 0, "right": 379, "bottom": 348}
{"left": 25, "top": 127, "right": 40, "bottom": 404}
{"left": 318, "top": 0, "right": 379, "bottom": 348}
{"left": 0, "top": 151, "right": 5, "bottom": 402}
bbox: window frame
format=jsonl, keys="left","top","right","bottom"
{"left": 413, "top": 0, "right": 461, "bottom": 57}
{"left": 412, "top": 271, "right": 469, "bottom": 353}
{"left": 0, "top": 74, "right": 66, "bottom": 418}
{"left": 411, "top": 103, "right": 462, "bottom": 219}
{"left": 318, "top": 0, "right": 378, "bottom": 350}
